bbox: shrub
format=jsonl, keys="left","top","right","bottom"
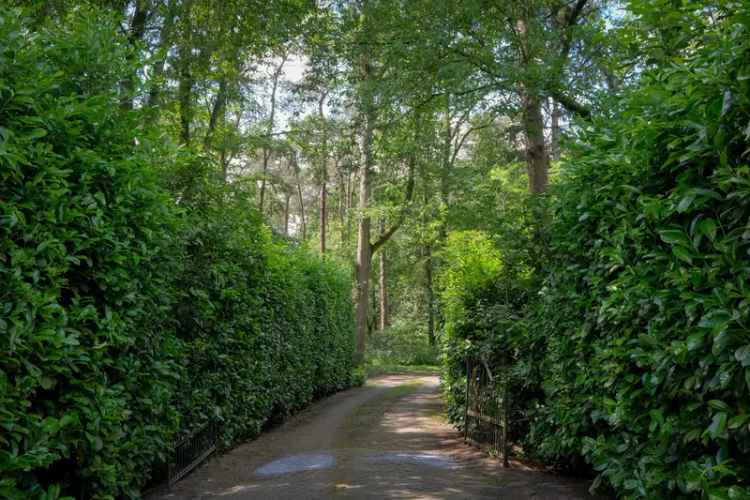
{"left": 366, "top": 319, "right": 438, "bottom": 368}
{"left": 173, "top": 187, "right": 356, "bottom": 444}
{"left": 439, "top": 7, "right": 750, "bottom": 498}
{"left": 0, "top": 9, "right": 356, "bottom": 499}
{"left": 530, "top": 9, "right": 750, "bottom": 497}
{"left": 0, "top": 10, "right": 181, "bottom": 498}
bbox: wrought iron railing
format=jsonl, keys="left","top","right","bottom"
{"left": 464, "top": 357, "right": 510, "bottom": 467}
{"left": 168, "top": 422, "right": 219, "bottom": 486}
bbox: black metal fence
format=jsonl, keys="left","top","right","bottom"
{"left": 464, "top": 357, "right": 510, "bottom": 467}
{"left": 168, "top": 422, "right": 219, "bottom": 486}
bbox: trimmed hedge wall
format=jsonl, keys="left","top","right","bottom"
{"left": 439, "top": 7, "right": 750, "bottom": 499}
{"left": 0, "top": 10, "right": 355, "bottom": 499}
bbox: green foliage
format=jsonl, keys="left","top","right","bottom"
{"left": 439, "top": 5, "right": 750, "bottom": 499}
{"left": 437, "top": 228, "right": 542, "bottom": 432}
{"left": 173, "top": 183, "right": 356, "bottom": 445}
{"left": 529, "top": 8, "right": 750, "bottom": 497}
{"left": 0, "top": 9, "right": 355, "bottom": 499}
{"left": 366, "top": 319, "right": 438, "bottom": 368}
{"left": 0, "top": 9, "right": 181, "bottom": 498}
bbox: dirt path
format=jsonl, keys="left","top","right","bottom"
{"left": 153, "top": 375, "right": 597, "bottom": 499}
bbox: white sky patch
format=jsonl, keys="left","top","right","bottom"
{"left": 282, "top": 54, "right": 308, "bottom": 84}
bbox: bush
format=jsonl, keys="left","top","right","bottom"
{"left": 439, "top": 7, "right": 750, "bottom": 499}
{"left": 529, "top": 10, "right": 750, "bottom": 497}
{"left": 0, "top": 10, "right": 182, "bottom": 498}
{"left": 0, "top": 10, "right": 356, "bottom": 499}
{"left": 366, "top": 319, "right": 437, "bottom": 368}
{"left": 437, "top": 230, "right": 541, "bottom": 431}
{"left": 173, "top": 185, "right": 356, "bottom": 444}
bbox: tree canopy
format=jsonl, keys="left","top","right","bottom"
{"left": 2, "top": 0, "right": 749, "bottom": 498}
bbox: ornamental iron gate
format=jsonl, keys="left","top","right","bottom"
{"left": 464, "top": 357, "right": 510, "bottom": 467}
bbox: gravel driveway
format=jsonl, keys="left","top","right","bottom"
{"left": 151, "top": 374, "right": 599, "bottom": 499}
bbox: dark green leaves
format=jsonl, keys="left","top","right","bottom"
{"left": 439, "top": 4, "right": 750, "bottom": 498}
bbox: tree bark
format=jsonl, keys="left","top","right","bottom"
{"left": 345, "top": 171, "right": 354, "bottom": 248}
{"left": 522, "top": 89, "right": 549, "bottom": 193}
{"left": 204, "top": 77, "right": 227, "bottom": 150}
{"left": 178, "top": 43, "right": 193, "bottom": 145}
{"left": 320, "top": 182, "right": 327, "bottom": 254}
{"left": 355, "top": 112, "right": 373, "bottom": 363}
{"left": 516, "top": 14, "right": 550, "bottom": 193}
{"left": 378, "top": 219, "right": 389, "bottom": 331}
{"left": 120, "top": 0, "right": 149, "bottom": 110}
{"left": 318, "top": 93, "right": 328, "bottom": 254}
{"left": 293, "top": 155, "right": 307, "bottom": 240}
{"left": 146, "top": 0, "right": 177, "bottom": 114}
{"left": 283, "top": 193, "right": 291, "bottom": 235}
{"left": 424, "top": 247, "right": 435, "bottom": 346}
{"left": 551, "top": 98, "right": 561, "bottom": 161}
{"left": 440, "top": 95, "right": 451, "bottom": 239}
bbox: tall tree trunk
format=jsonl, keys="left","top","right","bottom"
{"left": 522, "top": 89, "right": 549, "bottom": 193}
{"left": 318, "top": 93, "right": 328, "bottom": 254}
{"left": 283, "top": 192, "right": 291, "bottom": 236}
{"left": 320, "top": 182, "right": 327, "bottom": 254}
{"left": 178, "top": 44, "right": 193, "bottom": 145}
{"left": 220, "top": 109, "right": 243, "bottom": 182}
{"left": 346, "top": 171, "right": 354, "bottom": 249}
{"left": 259, "top": 55, "right": 287, "bottom": 214}
{"left": 378, "top": 219, "right": 389, "bottom": 330}
{"left": 337, "top": 161, "right": 346, "bottom": 249}
{"left": 293, "top": 156, "right": 307, "bottom": 240}
{"left": 204, "top": 77, "right": 227, "bottom": 150}
{"left": 516, "top": 15, "right": 550, "bottom": 193}
{"left": 146, "top": 0, "right": 177, "bottom": 114}
{"left": 355, "top": 72, "right": 374, "bottom": 363}
{"left": 176, "top": 0, "right": 194, "bottom": 145}
{"left": 424, "top": 246, "right": 435, "bottom": 346}
{"left": 120, "top": 0, "right": 149, "bottom": 110}
{"left": 441, "top": 94, "right": 452, "bottom": 214}
{"left": 551, "top": 98, "right": 561, "bottom": 161}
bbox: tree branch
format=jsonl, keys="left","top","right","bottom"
{"left": 370, "top": 157, "right": 416, "bottom": 256}
{"left": 548, "top": 88, "right": 591, "bottom": 118}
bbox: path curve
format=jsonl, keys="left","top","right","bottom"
{"left": 153, "top": 375, "right": 598, "bottom": 499}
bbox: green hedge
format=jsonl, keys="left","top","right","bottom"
{"left": 0, "top": 10, "right": 355, "bottom": 499}
{"left": 173, "top": 186, "right": 356, "bottom": 446}
{"left": 530, "top": 9, "right": 750, "bottom": 497}
{"left": 439, "top": 7, "right": 750, "bottom": 499}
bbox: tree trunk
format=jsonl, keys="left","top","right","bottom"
{"left": 294, "top": 156, "right": 307, "bottom": 241}
{"left": 320, "top": 182, "right": 327, "bottom": 254}
{"left": 355, "top": 74, "right": 374, "bottom": 363}
{"left": 337, "top": 161, "right": 346, "bottom": 249}
{"left": 204, "top": 77, "right": 227, "bottom": 150}
{"left": 378, "top": 219, "right": 389, "bottom": 331}
{"left": 146, "top": 0, "right": 177, "bottom": 114}
{"left": 440, "top": 95, "right": 451, "bottom": 239}
{"left": 120, "top": 0, "right": 149, "bottom": 110}
{"left": 345, "top": 171, "right": 354, "bottom": 248}
{"left": 551, "top": 98, "right": 561, "bottom": 161}
{"left": 178, "top": 40, "right": 193, "bottom": 145}
{"left": 259, "top": 55, "right": 287, "bottom": 214}
{"left": 318, "top": 92, "right": 329, "bottom": 254}
{"left": 424, "top": 247, "right": 435, "bottom": 346}
{"left": 283, "top": 193, "right": 291, "bottom": 235}
{"left": 522, "top": 89, "right": 549, "bottom": 193}
{"left": 516, "top": 15, "right": 550, "bottom": 193}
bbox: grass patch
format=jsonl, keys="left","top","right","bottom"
{"left": 365, "top": 362, "right": 440, "bottom": 378}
